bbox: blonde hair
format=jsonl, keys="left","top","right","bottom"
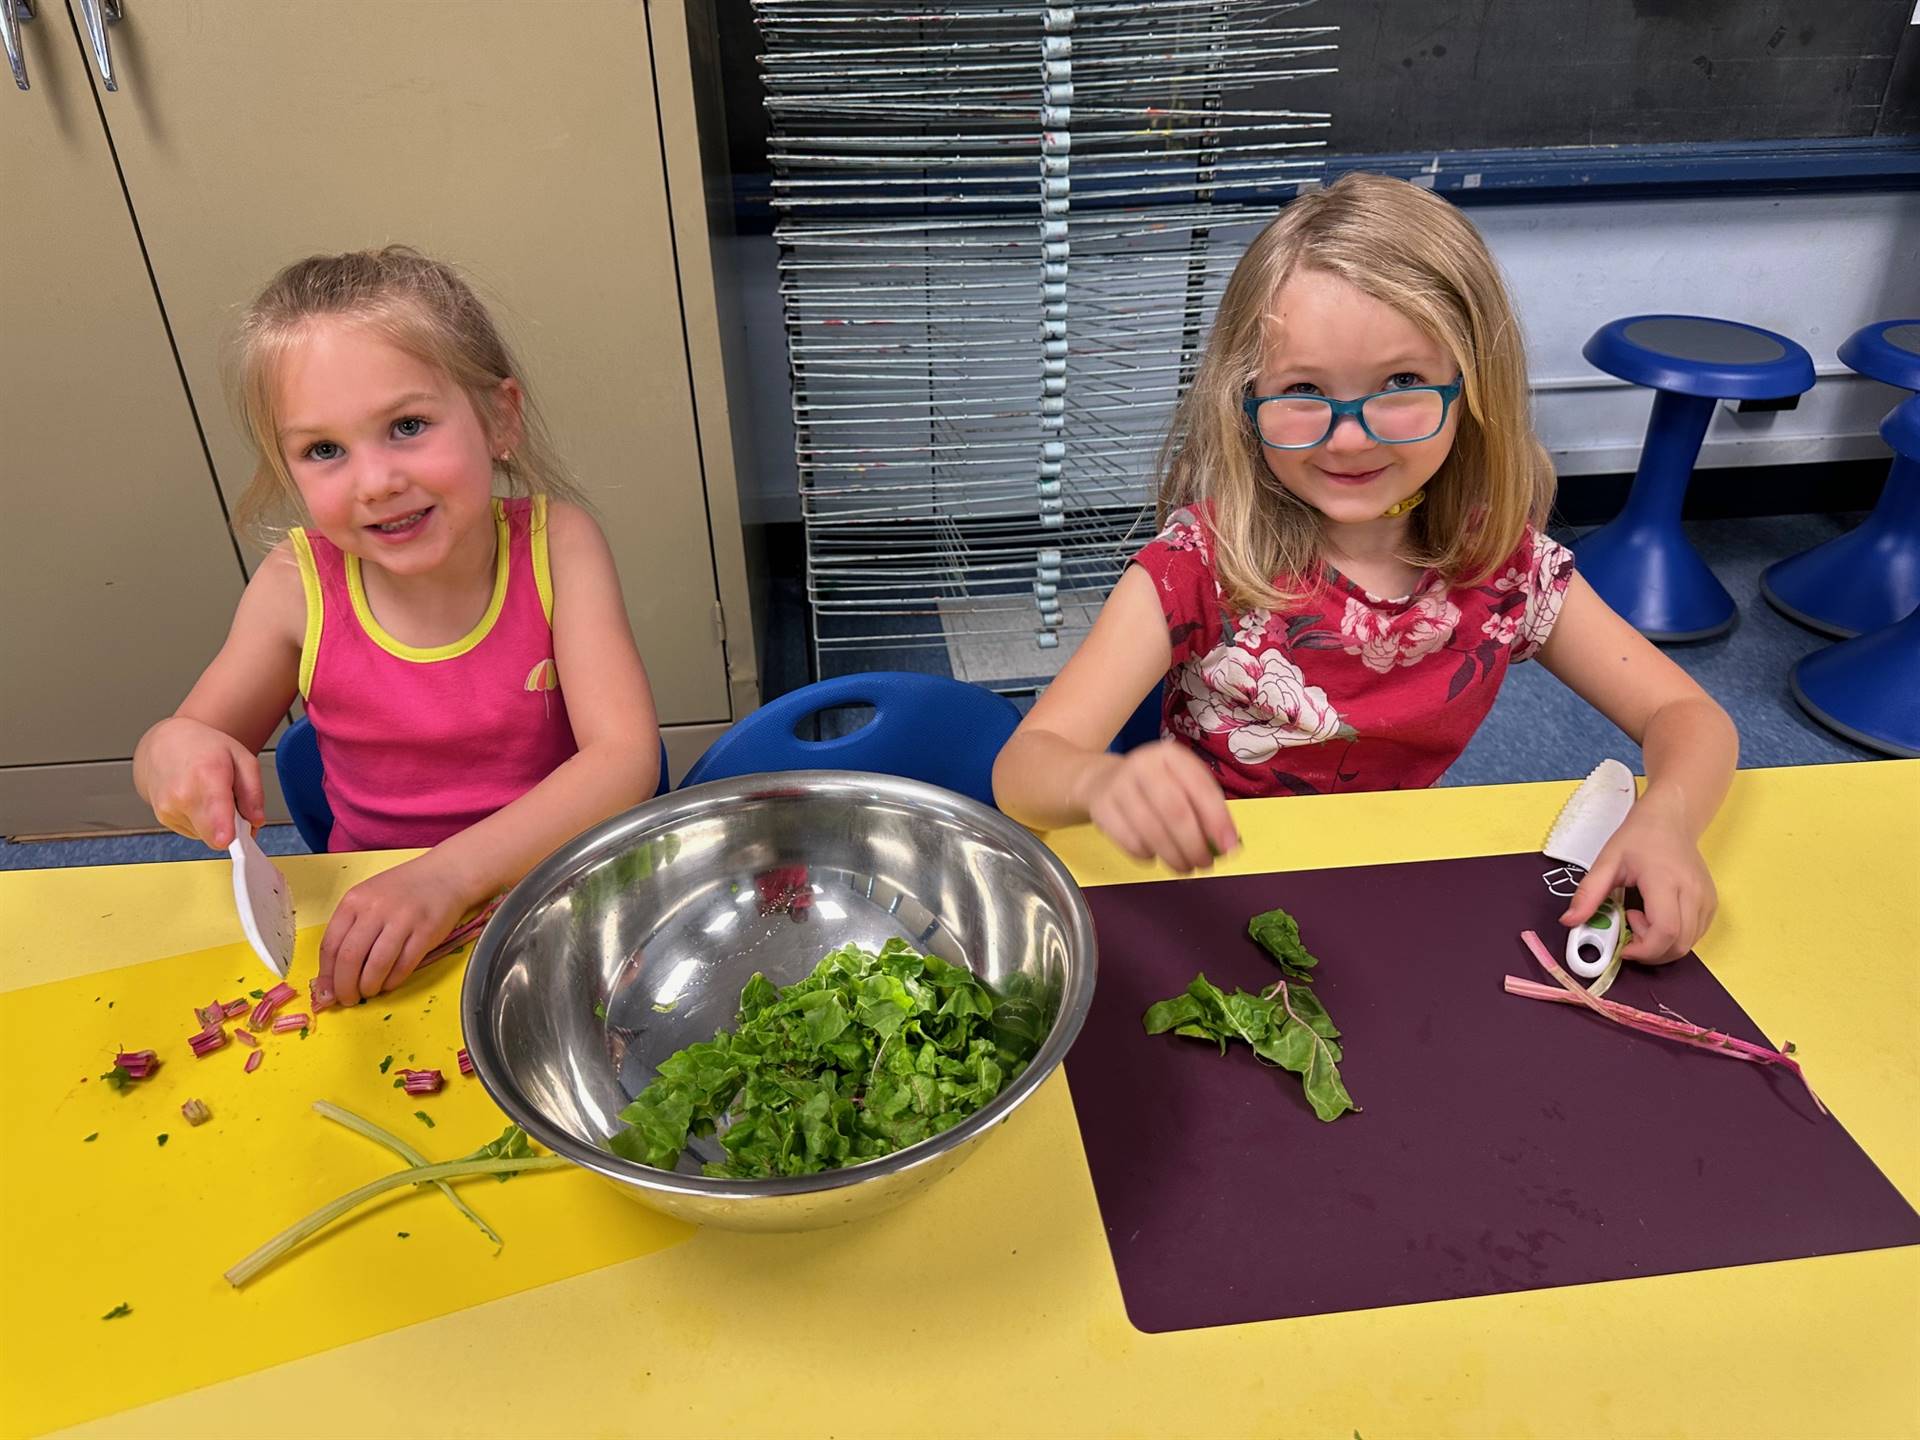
{"left": 1158, "top": 172, "right": 1553, "bottom": 613}
{"left": 229, "top": 246, "right": 587, "bottom": 544}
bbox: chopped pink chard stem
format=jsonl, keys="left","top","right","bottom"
{"left": 233, "top": 1029, "right": 259, "bottom": 1049}
{"left": 457, "top": 1048, "right": 473, "bottom": 1076}
{"left": 399, "top": 1068, "right": 444, "bottom": 1095}
{"left": 113, "top": 1050, "right": 159, "bottom": 1076}
{"left": 195, "top": 1003, "right": 225, "bottom": 1030}
{"left": 187, "top": 1030, "right": 228, "bottom": 1057}
{"left": 249, "top": 982, "right": 297, "bottom": 1030}
{"left": 223, "top": 998, "right": 250, "bottom": 1018}
{"left": 309, "top": 975, "right": 336, "bottom": 1013}
{"left": 244, "top": 1050, "right": 263, "bottom": 1074}
{"left": 1512, "top": 930, "right": 1824, "bottom": 1113}
{"left": 271, "top": 1013, "right": 312, "bottom": 1034}
{"left": 181, "top": 1098, "right": 211, "bottom": 1126}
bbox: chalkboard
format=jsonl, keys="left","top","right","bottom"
{"left": 1321, "top": 0, "right": 1917, "bottom": 154}
{"left": 718, "top": 1, "right": 1919, "bottom": 181}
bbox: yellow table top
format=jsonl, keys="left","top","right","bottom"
{"left": 3, "top": 762, "right": 1917, "bottom": 1440}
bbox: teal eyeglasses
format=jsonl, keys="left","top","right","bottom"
{"left": 1243, "top": 377, "right": 1464, "bottom": 450}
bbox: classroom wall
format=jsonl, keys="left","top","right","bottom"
{"left": 732, "top": 188, "right": 1919, "bottom": 525}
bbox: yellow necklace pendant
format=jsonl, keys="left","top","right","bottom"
{"left": 1381, "top": 488, "right": 1427, "bottom": 519}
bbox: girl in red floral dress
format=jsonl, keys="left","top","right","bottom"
{"left": 994, "top": 174, "right": 1737, "bottom": 965}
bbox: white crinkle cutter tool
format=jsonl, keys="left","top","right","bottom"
{"left": 1542, "top": 759, "right": 1636, "bottom": 993}
{"left": 229, "top": 808, "right": 294, "bottom": 980}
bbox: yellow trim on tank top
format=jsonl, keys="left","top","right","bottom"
{"left": 288, "top": 528, "right": 325, "bottom": 701}
{"left": 529, "top": 494, "right": 554, "bottom": 624}
{"left": 344, "top": 500, "right": 512, "bottom": 662}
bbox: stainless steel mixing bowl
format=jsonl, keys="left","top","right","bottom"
{"left": 460, "top": 770, "right": 1097, "bottom": 1231}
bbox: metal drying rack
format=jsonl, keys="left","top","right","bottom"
{"left": 757, "top": 0, "right": 1338, "bottom": 686}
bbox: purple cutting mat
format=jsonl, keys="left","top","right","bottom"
{"left": 1068, "top": 852, "right": 1920, "bottom": 1334}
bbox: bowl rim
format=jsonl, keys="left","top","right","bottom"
{"left": 459, "top": 769, "right": 1099, "bottom": 1201}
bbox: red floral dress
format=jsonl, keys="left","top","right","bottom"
{"left": 1132, "top": 507, "right": 1575, "bottom": 796}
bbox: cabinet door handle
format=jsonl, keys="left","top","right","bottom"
{"left": 3, "top": 0, "right": 31, "bottom": 93}
{"left": 76, "top": 0, "right": 119, "bottom": 92}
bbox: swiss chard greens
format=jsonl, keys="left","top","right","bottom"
{"left": 609, "top": 939, "right": 1038, "bottom": 1179}
{"left": 1143, "top": 906, "right": 1356, "bottom": 1123}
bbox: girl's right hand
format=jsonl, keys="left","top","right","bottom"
{"left": 135, "top": 716, "right": 267, "bottom": 851}
{"left": 1075, "top": 739, "right": 1239, "bottom": 874}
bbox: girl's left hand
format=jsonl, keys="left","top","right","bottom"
{"left": 1560, "top": 789, "right": 1717, "bottom": 965}
{"left": 319, "top": 854, "right": 473, "bottom": 1005}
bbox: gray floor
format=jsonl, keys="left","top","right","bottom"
{"left": 2, "top": 513, "right": 1886, "bottom": 872}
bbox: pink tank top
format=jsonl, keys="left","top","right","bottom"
{"left": 289, "top": 496, "right": 578, "bottom": 852}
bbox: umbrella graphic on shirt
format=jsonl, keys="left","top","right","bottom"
{"left": 524, "top": 659, "right": 558, "bottom": 693}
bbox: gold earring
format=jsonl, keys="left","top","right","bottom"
{"left": 1380, "top": 489, "right": 1427, "bottom": 519}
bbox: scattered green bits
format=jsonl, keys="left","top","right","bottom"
{"left": 101, "top": 1303, "right": 132, "bottom": 1321}
{"left": 83, "top": 1132, "right": 99, "bottom": 1143}
{"left": 414, "top": 1111, "right": 436, "bottom": 1129}
{"left": 378, "top": 1055, "right": 394, "bottom": 1074}
{"left": 397, "top": 1231, "right": 411, "bottom": 1239}
{"left": 156, "top": 1134, "right": 169, "bottom": 1147}
{"left": 249, "top": 988, "right": 265, "bottom": 999}
{"left": 593, "top": 1000, "right": 608, "bottom": 1021}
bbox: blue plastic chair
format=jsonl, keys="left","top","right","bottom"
{"left": 275, "top": 716, "right": 333, "bottom": 853}
{"left": 1579, "top": 315, "right": 1816, "bottom": 640}
{"left": 1787, "top": 395, "right": 1920, "bottom": 759}
{"left": 275, "top": 714, "right": 671, "bottom": 852}
{"left": 1111, "top": 679, "right": 1167, "bottom": 753}
{"left": 677, "top": 672, "right": 1022, "bottom": 808}
{"left": 1761, "top": 319, "right": 1920, "bottom": 638}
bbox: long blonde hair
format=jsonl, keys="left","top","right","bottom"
{"left": 1158, "top": 172, "right": 1553, "bottom": 613}
{"left": 229, "top": 246, "right": 587, "bottom": 544}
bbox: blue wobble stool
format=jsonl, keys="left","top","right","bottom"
{"left": 1788, "top": 395, "right": 1920, "bottom": 758}
{"left": 1761, "top": 319, "right": 1920, "bottom": 637}
{"left": 678, "top": 672, "right": 1022, "bottom": 808}
{"left": 1580, "top": 315, "right": 1816, "bottom": 640}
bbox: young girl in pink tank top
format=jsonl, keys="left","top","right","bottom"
{"left": 134, "top": 247, "right": 662, "bottom": 1005}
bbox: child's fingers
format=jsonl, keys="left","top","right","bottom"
{"left": 1620, "top": 879, "right": 1683, "bottom": 963}
{"left": 358, "top": 921, "right": 410, "bottom": 998}
{"left": 1115, "top": 785, "right": 1188, "bottom": 872}
{"left": 1169, "top": 750, "right": 1238, "bottom": 855}
{"left": 1147, "top": 773, "right": 1213, "bottom": 873}
{"left": 322, "top": 908, "right": 375, "bottom": 1006}
{"left": 1560, "top": 855, "right": 1622, "bottom": 926}
{"left": 1094, "top": 803, "right": 1150, "bottom": 863}
{"left": 383, "top": 929, "right": 437, "bottom": 994}
{"left": 229, "top": 744, "right": 268, "bottom": 831}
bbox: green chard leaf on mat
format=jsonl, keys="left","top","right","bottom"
{"left": 1144, "top": 906, "right": 1356, "bottom": 1123}
{"left": 609, "top": 938, "right": 1036, "bottom": 1180}
{"left": 1246, "top": 906, "right": 1320, "bottom": 977}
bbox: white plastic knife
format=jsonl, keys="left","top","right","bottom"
{"left": 229, "top": 809, "right": 294, "bottom": 980}
{"left": 1542, "top": 759, "right": 1636, "bottom": 989}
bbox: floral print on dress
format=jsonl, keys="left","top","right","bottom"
{"left": 1131, "top": 505, "right": 1575, "bottom": 799}
{"left": 1175, "top": 640, "right": 1353, "bottom": 764}
{"left": 1337, "top": 588, "right": 1461, "bottom": 674}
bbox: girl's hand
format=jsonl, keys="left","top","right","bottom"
{"left": 1075, "top": 740, "right": 1240, "bottom": 874}
{"left": 1560, "top": 789, "right": 1717, "bottom": 965}
{"left": 320, "top": 853, "right": 473, "bottom": 1005}
{"left": 135, "top": 716, "right": 267, "bottom": 851}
